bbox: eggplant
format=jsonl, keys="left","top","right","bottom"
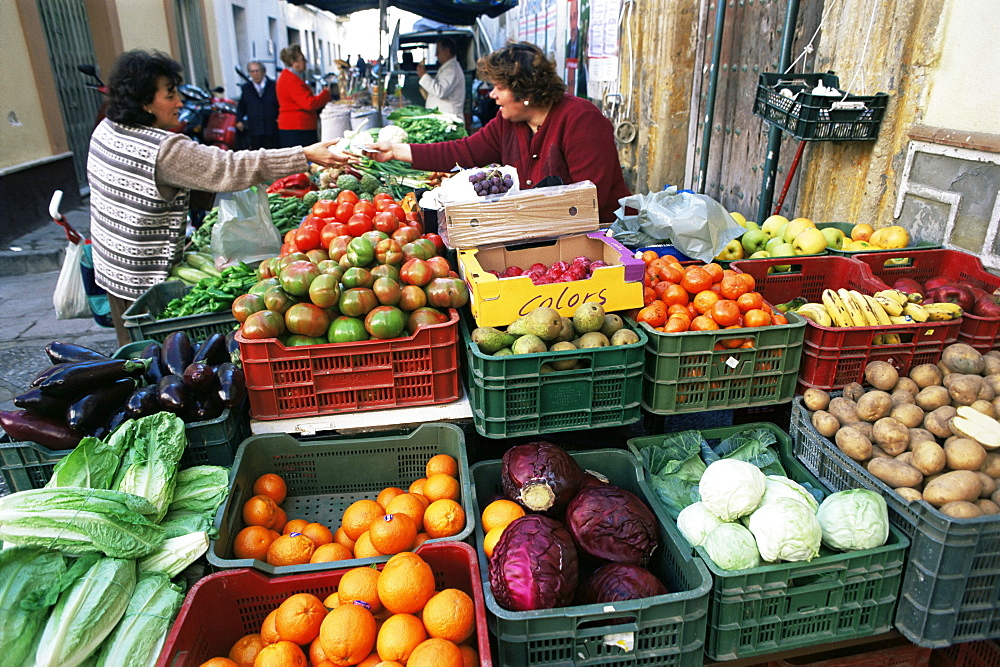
{"left": 182, "top": 362, "right": 217, "bottom": 394}
{"left": 139, "top": 341, "right": 166, "bottom": 384}
{"left": 37, "top": 358, "right": 150, "bottom": 398}
{"left": 66, "top": 378, "right": 139, "bottom": 434}
{"left": 125, "top": 385, "right": 160, "bottom": 419}
{"left": 30, "top": 362, "right": 69, "bottom": 388}
{"left": 45, "top": 341, "right": 108, "bottom": 364}
{"left": 157, "top": 374, "right": 189, "bottom": 413}
{"left": 13, "top": 388, "right": 70, "bottom": 419}
{"left": 216, "top": 362, "right": 246, "bottom": 409}
{"left": 225, "top": 330, "right": 241, "bottom": 363}
{"left": 162, "top": 331, "right": 194, "bottom": 376}
{"left": 0, "top": 410, "right": 82, "bottom": 450}
{"left": 191, "top": 393, "right": 225, "bottom": 422}
{"left": 192, "top": 332, "right": 228, "bottom": 365}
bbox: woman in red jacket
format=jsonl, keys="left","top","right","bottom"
{"left": 276, "top": 44, "right": 331, "bottom": 147}
{"left": 368, "top": 42, "right": 630, "bottom": 224}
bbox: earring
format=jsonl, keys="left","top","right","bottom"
{"left": 523, "top": 99, "right": 530, "bottom": 106}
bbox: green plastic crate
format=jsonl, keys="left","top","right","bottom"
{"left": 470, "top": 448, "right": 711, "bottom": 666}
{"left": 122, "top": 280, "right": 237, "bottom": 344}
{"left": 639, "top": 311, "right": 805, "bottom": 414}
{"left": 208, "top": 423, "right": 474, "bottom": 575}
{"left": 627, "top": 422, "right": 908, "bottom": 661}
{"left": 789, "top": 397, "right": 1000, "bottom": 647}
{"left": 461, "top": 314, "right": 647, "bottom": 438}
{"left": 0, "top": 435, "right": 65, "bottom": 493}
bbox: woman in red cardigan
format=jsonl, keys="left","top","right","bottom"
{"left": 368, "top": 42, "right": 630, "bottom": 224}
{"left": 276, "top": 44, "right": 331, "bottom": 147}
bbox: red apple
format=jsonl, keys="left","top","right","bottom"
{"left": 891, "top": 277, "right": 924, "bottom": 296}
{"left": 973, "top": 295, "right": 1000, "bottom": 318}
{"left": 923, "top": 276, "right": 952, "bottom": 292}
{"left": 502, "top": 266, "right": 524, "bottom": 277}
{"left": 925, "top": 284, "right": 975, "bottom": 311}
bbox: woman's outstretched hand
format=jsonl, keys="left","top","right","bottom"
{"left": 303, "top": 141, "right": 359, "bottom": 167}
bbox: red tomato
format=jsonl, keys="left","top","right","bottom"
{"left": 283, "top": 229, "right": 298, "bottom": 244}
{"left": 300, "top": 215, "right": 327, "bottom": 234}
{"left": 334, "top": 202, "right": 355, "bottom": 224}
{"left": 422, "top": 233, "right": 445, "bottom": 254}
{"left": 373, "top": 192, "right": 394, "bottom": 206}
{"left": 373, "top": 211, "right": 400, "bottom": 234}
{"left": 320, "top": 222, "right": 348, "bottom": 248}
{"left": 347, "top": 213, "right": 374, "bottom": 237}
{"left": 354, "top": 200, "right": 376, "bottom": 218}
{"left": 294, "top": 226, "right": 321, "bottom": 252}
{"left": 336, "top": 190, "right": 360, "bottom": 205}
{"left": 406, "top": 220, "right": 425, "bottom": 236}
{"left": 279, "top": 242, "right": 297, "bottom": 256}
{"left": 386, "top": 204, "right": 406, "bottom": 223}
{"left": 311, "top": 199, "right": 338, "bottom": 217}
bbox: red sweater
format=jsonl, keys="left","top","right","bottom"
{"left": 410, "top": 94, "right": 630, "bottom": 223}
{"left": 276, "top": 69, "right": 331, "bottom": 131}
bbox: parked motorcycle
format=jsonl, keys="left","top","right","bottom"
{"left": 78, "top": 64, "right": 109, "bottom": 128}
{"left": 175, "top": 83, "right": 238, "bottom": 151}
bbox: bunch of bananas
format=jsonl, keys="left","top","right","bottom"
{"left": 873, "top": 289, "right": 964, "bottom": 323}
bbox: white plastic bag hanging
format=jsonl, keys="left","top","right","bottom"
{"left": 211, "top": 186, "right": 282, "bottom": 266}
{"left": 53, "top": 241, "right": 89, "bottom": 319}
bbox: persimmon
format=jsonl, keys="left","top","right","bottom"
{"left": 643, "top": 286, "right": 658, "bottom": 306}
{"left": 736, "top": 272, "right": 756, "bottom": 292}
{"left": 692, "top": 290, "right": 720, "bottom": 315}
{"left": 710, "top": 300, "right": 741, "bottom": 327}
{"left": 772, "top": 312, "right": 789, "bottom": 325}
{"left": 690, "top": 315, "right": 720, "bottom": 331}
{"left": 736, "top": 292, "right": 764, "bottom": 313}
{"left": 660, "top": 283, "right": 689, "bottom": 307}
{"left": 653, "top": 281, "right": 674, "bottom": 300}
{"left": 703, "top": 262, "right": 724, "bottom": 283}
{"left": 656, "top": 262, "right": 685, "bottom": 285}
{"left": 720, "top": 325, "right": 746, "bottom": 348}
{"left": 641, "top": 250, "right": 660, "bottom": 263}
{"left": 636, "top": 302, "right": 668, "bottom": 327}
{"left": 744, "top": 309, "right": 772, "bottom": 327}
{"left": 720, "top": 274, "right": 750, "bottom": 300}
{"left": 647, "top": 258, "right": 668, "bottom": 274}
{"left": 663, "top": 317, "right": 690, "bottom": 333}
{"left": 681, "top": 266, "right": 713, "bottom": 294}
{"left": 667, "top": 303, "right": 692, "bottom": 320}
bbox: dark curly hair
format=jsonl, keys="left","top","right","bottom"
{"left": 477, "top": 42, "right": 566, "bottom": 108}
{"left": 105, "top": 50, "right": 183, "bottom": 126}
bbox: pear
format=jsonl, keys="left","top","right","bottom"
{"left": 610, "top": 328, "right": 640, "bottom": 346}
{"left": 512, "top": 334, "right": 548, "bottom": 355}
{"left": 553, "top": 317, "right": 576, "bottom": 343}
{"left": 573, "top": 302, "right": 606, "bottom": 335}
{"left": 576, "top": 331, "right": 610, "bottom": 348}
{"left": 506, "top": 315, "right": 529, "bottom": 336}
{"left": 600, "top": 313, "right": 624, "bottom": 338}
{"left": 548, "top": 340, "right": 579, "bottom": 370}
{"left": 493, "top": 348, "right": 514, "bottom": 356}
{"left": 540, "top": 363, "right": 556, "bottom": 373}
{"left": 524, "top": 307, "right": 564, "bottom": 341}
{"left": 471, "top": 326, "right": 516, "bottom": 354}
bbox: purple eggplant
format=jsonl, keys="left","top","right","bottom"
{"left": 162, "top": 332, "right": 193, "bottom": 376}
{"left": 66, "top": 378, "right": 139, "bottom": 433}
{"left": 192, "top": 332, "right": 228, "bottom": 365}
{"left": 45, "top": 341, "right": 108, "bottom": 364}
{"left": 0, "top": 410, "right": 82, "bottom": 450}
{"left": 30, "top": 363, "right": 70, "bottom": 388}
{"left": 157, "top": 374, "right": 189, "bottom": 413}
{"left": 182, "top": 362, "right": 217, "bottom": 394}
{"left": 125, "top": 385, "right": 160, "bottom": 419}
{"left": 190, "top": 393, "right": 224, "bottom": 422}
{"left": 139, "top": 341, "right": 166, "bottom": 384}
{"left": 90, "top": 409, "right": 129, "bottom": 440}
{"left": 37, "top": 358, "right": 150, "bottom": 398}
{"left": 13, "top": 388, "right": 70, "bottom": 419}
{"left": 216, "top": 362, "right": 246, "bottom": 408}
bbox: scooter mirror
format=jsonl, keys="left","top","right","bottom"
{"left": 78, "top": 64, "right": 97, "bottom": 76}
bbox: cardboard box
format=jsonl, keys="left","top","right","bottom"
{"left": 441, "top": 181, "right": 600, "bottom": 249}
{"left": 458, "top": 232, "right": 645, "bottom": 327}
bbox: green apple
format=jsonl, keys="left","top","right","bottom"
{"left": 761, "top": 214, "right": 789, "bottom": 238}
{"left": 820, "top": 227, "right": 845, "bottom": 250}
{"left": 744, "top": 221, "right": 760, "bottom": 231}
{"left": 741, "top": 229, "right": 770, "bottom": 254}
{"left": 783, "top": 218, "right": 817, "bottom": 243}
{"left": 715, "top": 238, "right": 745, "bottom": 261}
{"left": 765, "top": 236, "right": 786, "bottom": 253}
{"left": 792, "top": 227, "right": 828, "bottom": 255}
{"left": 730, "top": 211, "right": 748, "bottom": 228}
{"left": 748, "top": 250, "right": 771, "bottom": 259}
{"left": 770, "top": 242, "right": 795, "bottom": 258}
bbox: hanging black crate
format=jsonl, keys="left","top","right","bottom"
{"left": 753, "top": 72, "right": 888, "bottom": 141}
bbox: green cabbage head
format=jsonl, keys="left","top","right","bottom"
{"left": 817, "top": 489, "right": 889, "bottom": 551}
{"left": 703, "top": 523, "right": 761, "bottom": 570}
{"left": 676, "top": 501, "right": 727, "bottom": 547}
{"left": 748, "top": 497, "right": 822, "bottom": 562}
{"left": 760, "top": 475, "right": 819, "bottom": 512}
{"left": 698, "top": 459, "right": 766, "bottom": 520}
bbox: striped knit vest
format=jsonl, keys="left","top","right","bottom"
{"left": 88, "top": 119, "right": 190, "bottom": 300}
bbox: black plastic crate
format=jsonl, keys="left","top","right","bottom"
{"left": 753, "top": 72, "right": 888, "bottom": 141}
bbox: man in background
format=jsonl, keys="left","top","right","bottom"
{"left": 417, "top": 37, "right": 465, "bottom": 117}
{"left": 236, "top": 60, "right": 279, "bottom": 149}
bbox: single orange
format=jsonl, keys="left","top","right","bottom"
{"left": 376, "top": 613, "right": 427, "bottom": 663}
{"left": 271, "top": 506, "right": 287, "bottom": 533}
{"left": 322, "top": 592, "right": 341, "bottom": 610}
{"left": 319, "top": 602, "right": 377, "bottom": 667}
{"left": 422, "top": 473, "right": 460, "bottom": 502}
{"left": 703, "top": 262, "right": 724, "bottom": 283}
{"left": 710, "top": 299, "right": 741, "bottom": 327}
{"left": 355, "top": 653, "right": 384, "bottom": 667}
{"left": 376, "top": 486, "right": 406, "bottom": 509}
{"left": 253, "top": 639, "right": 306, "bottom": 667}
{"left": 425, "top": 453, "right": 458, "bottom": 478}
{"left": 384, "top": 493, "right": 427, "bottom": 531}
{"left": 482, "top": 525, "right": 505, "bottom": 558}
{"left": 406, "top": 638, "right": 465, "bottom": 667}
{"left": 353, "top": 530, "right": 383, "bottom": 558}
{"left": 422, "top": 588, "right": 475, "bottom": 644}
{"left": 308, "top": 637, "right": 329, "bottom": 666}
{"left": 338, "top": 566, "right": 383, "bottom": 613}
{"left": 736, "top": 291, "right": 763, "bottom": 313}
{"left": 275, "top": 593, "right": 327, "bottom": 645}
{"left": 377, "top": 553, "right": 436, "bottom": 614}
{"left": 333, "top": 526, "right": 357, "bottom": 552}
{"left": 772, "top": 311, "right": 789, "bottom": 325}
{"left": 681, "top": 266, "right": 713, "bottom": 294}
{"left": 253, "top": 473, "right": 287, "bottom": 505}
{"left": 459, "top": 644, "right": 480, "bottom": 667}
{"left": 266, "top": 532, "right": 315, "bottom": 566}
{"left": 369, "top": 513, "right": 418, "bottom": 554}
{"left": 660, "top": 282, "right": 689, "bottom": 307}
{"left": 692, "top": 290, "right": 719, "bottom": 315}
{"left": 720, "top": 273, "right": 750, "bottom": 300}
{"left": 198, "top": 658, "right": 237, "bottom": 667}
{"left": 311, "top": 542, "right": 354, "bottom": 563}
{"left": 242, "top": 495, "right": 280, "bottom": 529}
{"left": 690, "top": 315, "right": 720, "bottom": 331}
{"left": 232, "top": 525, "right": 275, "bottom": 561}
{"left": 283, "top": 518, "right": 309, "bottom": 535}
{"left": 744, "top": 308, "right": 772, "bottom": 327}
{"left": 261, "top": 609, "right": 281, "bottom": 645}
{"left": 228, "top": 633, "right": 264, "bottom": 667}
{"left": 341, "top": 499, "right": 385, "bottom": 541}
{"left": 480, "top": 499, "right": 526, "bottom": 533}
{"left": 414, "top": 532, "right": 431, "bottom": 549}
{"left": 300, "top": 522, "right": 334, "bottom": 546}
{"left": 423, "top": 499, "right": 465, "bottom": 539}
{"left": 408, "top": 478, "right": 428, "bottom": 495}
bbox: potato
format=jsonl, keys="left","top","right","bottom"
{"left": 803, "top": 388, "right": 831, "bottom": 412}
{"left": 978, "top": 381, "right": 996, "bottom": 402}
{"left": 993, "top": 488, "right": 1000, "bottom": 506}
{"left": 873, "top": 417, "right": 909, "bottom": 455}
{"left": 811, "top": 410, "right": 840, "bottom": 438}
{"left": 893, "top": 377, "right": 920, "bottom": 396}
{"left": 976, "top": 471, "right": 997, "bottom": 498}
{"left": 938, "top": 361, "right": 953, "bottom": 380}
{"left": 991, "top": 396, "right": 1000, "bottom": 417}
{"left": 890, "top": 403, "right": 925, "bottom": 428}
{"left": 942, "top": 343, "right": 986, "bottom": 375}
{"left": 916, "top": 386, "right": 951, "bottom": 412}
{"left": 985, "top": 356, "right": 1000, "bottom": 376}
{"left": 923, "top": 470, "right": 983, "bottom": 506}
{"left": 857, "top": 391, "right": 893, "bottom": 422}
{"left": 940, "top": 500, "right": 985, "bottom": 518}
{"left": 909, "top": 364, "right": 943, "bottom": 389}
{"left": 895, "top": 487, "right": 924, "bottom": 502}
{"left": 836, "top": 426, "right": 873, "bottom": 462}
{"left": 948, "top": 375, "right": 983, "bottom": 406}
{"left": 891, "top": 389, "right": 916, "bottom": 407}
{"left": 828, "top": 397, "right": 861, "bottom": 426}
{"left": 895, "top": 451, "right": 915, "bottom": 465}
{"left": 970, "top": 399, "right": 996, "bottom": 419}
{"left": 982, "top": 452, "right": 1000, "bottom": 479}
{"left": 847, "top": 421, "right": 874, "bottom": 441}
{"left": 908, "top": 428, "right": 938, "bottom": 446}
{"left": 911, "top": 440, "right": 947, "bottom": 476}
{"left": 868, "top": 457, "right": 924, "bottom": 489}
{"left": 924, "top": 405, "right": 958, "bottom": 438}
{"left": 985, "top": 375, "right": 1000, "bottom": 395}
{"left": 977, "top": 499, "right": 1000, "bottom": 515}
{"left": 942, "top": 373, "right": 959, "bottom": 389}
{"left": 843, "top": 382, "right": 865, "bottom": 402}
{"left": 944, "top": 438, "right": 988, "bottom": 471}
{"left": 865, "top": 361, "right": 899, "bottom": 391}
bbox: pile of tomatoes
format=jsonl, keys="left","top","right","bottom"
{"left": 633, "top": 251, "right": 788, "bottom": 346}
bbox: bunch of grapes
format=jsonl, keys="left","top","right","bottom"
{"left": 469, "top": 166, "right": 514, "bottom": 197}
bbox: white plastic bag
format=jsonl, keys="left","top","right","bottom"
{"left": 211, "top": 186, "right": 282, "bottom": 266}
{"left": 53, "top": 241, "right": 89, "bottom": 319}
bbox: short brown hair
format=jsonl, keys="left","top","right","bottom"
{"left": 477, "top": 42, "right": 566, "bottom": 108}
{"left": 280, "top": 44, "right": 304, "bottom": 67}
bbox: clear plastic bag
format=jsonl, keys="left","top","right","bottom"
{"left": 53, "top": 241, "right": 90, "bottom": 320}
{"left": 211, "top": 186, "right": 282, "bottom": 266}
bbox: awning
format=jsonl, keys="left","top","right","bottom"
{"left": 291, "top": 0, "right": 516, "bottom": 26}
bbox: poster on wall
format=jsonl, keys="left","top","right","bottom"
{"left": 545, "top": 0, "right": 557, "bottom": 57}
{"left": 565, "top": 0, "right": 580, "bottom": 91}
{"left": 587, "top": 0, "right": 621, "bottom": 84}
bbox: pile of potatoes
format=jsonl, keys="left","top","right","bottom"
{"left": 803, "top": 343, "right": 1000, "bottom": 519}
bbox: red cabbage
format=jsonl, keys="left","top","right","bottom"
{"left": 580, "top": 563, "right": 669, "bottom": 605}
{"left": 566, "top": 485, "right": 660, "bottom": 565}
{"left": 501, "top": 441, "right": 584, "bottom": 515}
{"left": 489, "top": 514, "right": 579, "bottom": 611}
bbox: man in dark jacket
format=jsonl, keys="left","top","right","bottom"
{"left": 236, "top": 60, "right": 279, "bottom": 149}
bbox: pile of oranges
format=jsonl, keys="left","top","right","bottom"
{"left": 198, "top": 552, "right": 480, "bottom": 667}
{"left": 633, "top": 253, "right": 788, "bottom": 344}
{"left": 478, "top": 499, "right": 527, "bottom": 558}
{"left": 233, "top": 454, "right": 466, "bottom": 566}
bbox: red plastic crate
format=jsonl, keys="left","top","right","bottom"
{"left": 854, "top": 249, "right": 1000, "bottom": 353}
{"left": 157, "top": 542, "right": 491, "bottom": 667}
{"left": 933, "top": 639, "right": 1000, "bottom": 667}
{"left": 768, "top": 635, "right": 931, "bottom": 666}
{"left": 731, "top": 255, "right": 960, "bottom": 391}
{"left": 237, "top": 309, "right": 461, "bottom": 420}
